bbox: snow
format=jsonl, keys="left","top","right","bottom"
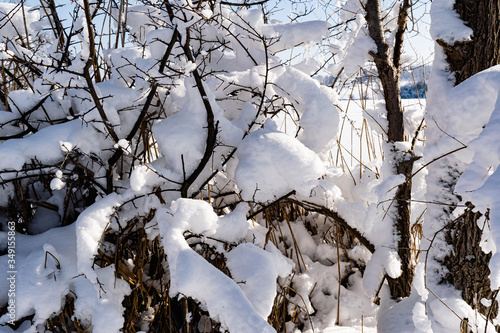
{"left": 0, "top": 120, "right": 106, "bottom": 172}
{"left": 0, "top": 224, "right": 130, "bottom": 332}
{"left": 2, "top": 1, "right": 500, "bottom": 332}
{"left": 76, "top": 193, "right": 123, "bottom": 283}
{"left": 226, "top": 243, "right": 291, "bottom": 319}
{"left": 211, "top": 203, "right": 249, "bottom": 242}
{"left": 363, "top": 248, "right": 401, "bottom": 297}
{"left": 290, "top": 258, "right": 377, "bottom": 330}
{"left": 429, "top": 297, "right": 485, "bottom": 331}
{"left": 90, "top": 265, "right": 132, "bottom": 333}
{"left": 0, "top": 3, "right": 39, "bottom": 41}
{"left": 427, "top": 65, "right": 500, "bottom": 289}
{"left": 413, "top": 263, "right": 429, "bottom": 302}
{"left": 156, "top": 199, "right": 290, "bottom": 333}
{"left": 107, "top": 47, "right": 151, "bottom": 86}
{"left": 412, "top": 302, "right": 433, "bottom": 333}
{"left": 329, "top": 13, "right": 376, "bottom": 80}
{"left": 130, "top": 165, "right": 149, "bottom": 192}
{"left": 50, "top": 177, "right": 65, "bottom": 191}
{"left": 429, "top": 0, "right": 473, "bottom": 43}
{"left": 120, "top": 5, "right": 163, "bottom": 42}
{"left": 152, "top": 77, "right": 208, "bottom": 178}
{"left": 269, "top": 20, "right": 330, "bottom": 53}
{"left": 28, "top": 206, "right": 61, "bottom": 235}
{"left": 274, "top": 67, "right": 341, "bottom": 157}
{"left": 235, "top": 125, "right": 325, "bottom": 202}
{"left": 416, "top": 3, "right": 500, "bottom": 333}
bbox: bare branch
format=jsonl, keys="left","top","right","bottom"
{"left": 288, "top": 198, "right": 376, "bottom": 253}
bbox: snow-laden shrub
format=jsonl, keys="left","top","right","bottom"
{"left": 6, "top": 1, "right": 496, "bottom": 332}
{"left": 0, "top": 1, "right": 369, "bottom": 332}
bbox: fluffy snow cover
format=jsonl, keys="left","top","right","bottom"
{"left": 226, "top": 243, "right": 292, "bottom": 319}
{"left": 329, "top": 10, "right": 377, "bottom": 79}
{"left": 422, "top": 64, "right": 500, "bottom": 292}
{"left": 446, "top": 66, "right": 500, "bottom": 289}
{"left": 0, "top": 3, "right": 39, "bottom": 41}
{"left": 0, "top": 224, "right": 131, "bottom": 332}
{"left": 2, "top": 0, "right": 500, "bottom": 332}
{"left": 76, "top": 193, "right": 124, "bottom": 283}
{"left": 152, "top": 77, "right": 209, "bottom": 177}
{"left": 0, "top": 120, "right": 104, "bottom": 172}
{"left": 0, "top": 2, "right": 357, "bottom": 333}
{"left": 235, "top": 124, "right": 325, "bottom": 202}
{"left": 156, "top": 199, "right": 291, "bottom": 333}
{"left": 429, "top": 0, "right": 473, "bottom": 43}
{"left": 274, "top": 67, "right": 340, "bottom": 156}
{"left": 363, "top": 248, "right": 401, "bottom": 297}
{"left": 270, "top": 20, "right": 330, "bottom": 52}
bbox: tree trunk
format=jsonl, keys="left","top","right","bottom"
{"left": 438, "top": 0, "right": 500, "bottom": 321}
{"left": 438, "top": 0, "right": 500, "bottom": 85}
{"left": 443, "top": 206, "right": 499, "bottom": 320}
{"left": 365, "top": 0, "right": 415, "bottom": 300}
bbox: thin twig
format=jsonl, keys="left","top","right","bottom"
{"left": 247, "top": 190, "right": 296, "bottom": 219}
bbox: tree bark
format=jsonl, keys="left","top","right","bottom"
{"left": 365, "top": 0, "right": 414, "bottom": 299}
{"left": 438, "top": 0, "right": 500, "bottom": 321}
{"left": 438, "top": 0, "right": 500, "bottom": 85}
{"left": 365, "top": 0, "right": 404, "bottom": 142}
{"left": 386, "top": 154, "right": 415, "bottom": 299}
{"left": 443, "top": 206, "right": 498, "bottom": 320}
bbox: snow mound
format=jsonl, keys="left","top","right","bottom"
{"left": 274, "top": 67, "right": 340, "bottom": 156}
{"left": 235, "top": 127, "right": 325, "bottom": 202}
{"left": 0, "top": 224, "right": 130, "bottom": 332}
{"left": 157, "top": 199, "right": 291, "bottom": 333}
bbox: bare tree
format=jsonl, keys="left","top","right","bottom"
{"left": 364, "top": 0, "right": 418, "bottom": 299}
